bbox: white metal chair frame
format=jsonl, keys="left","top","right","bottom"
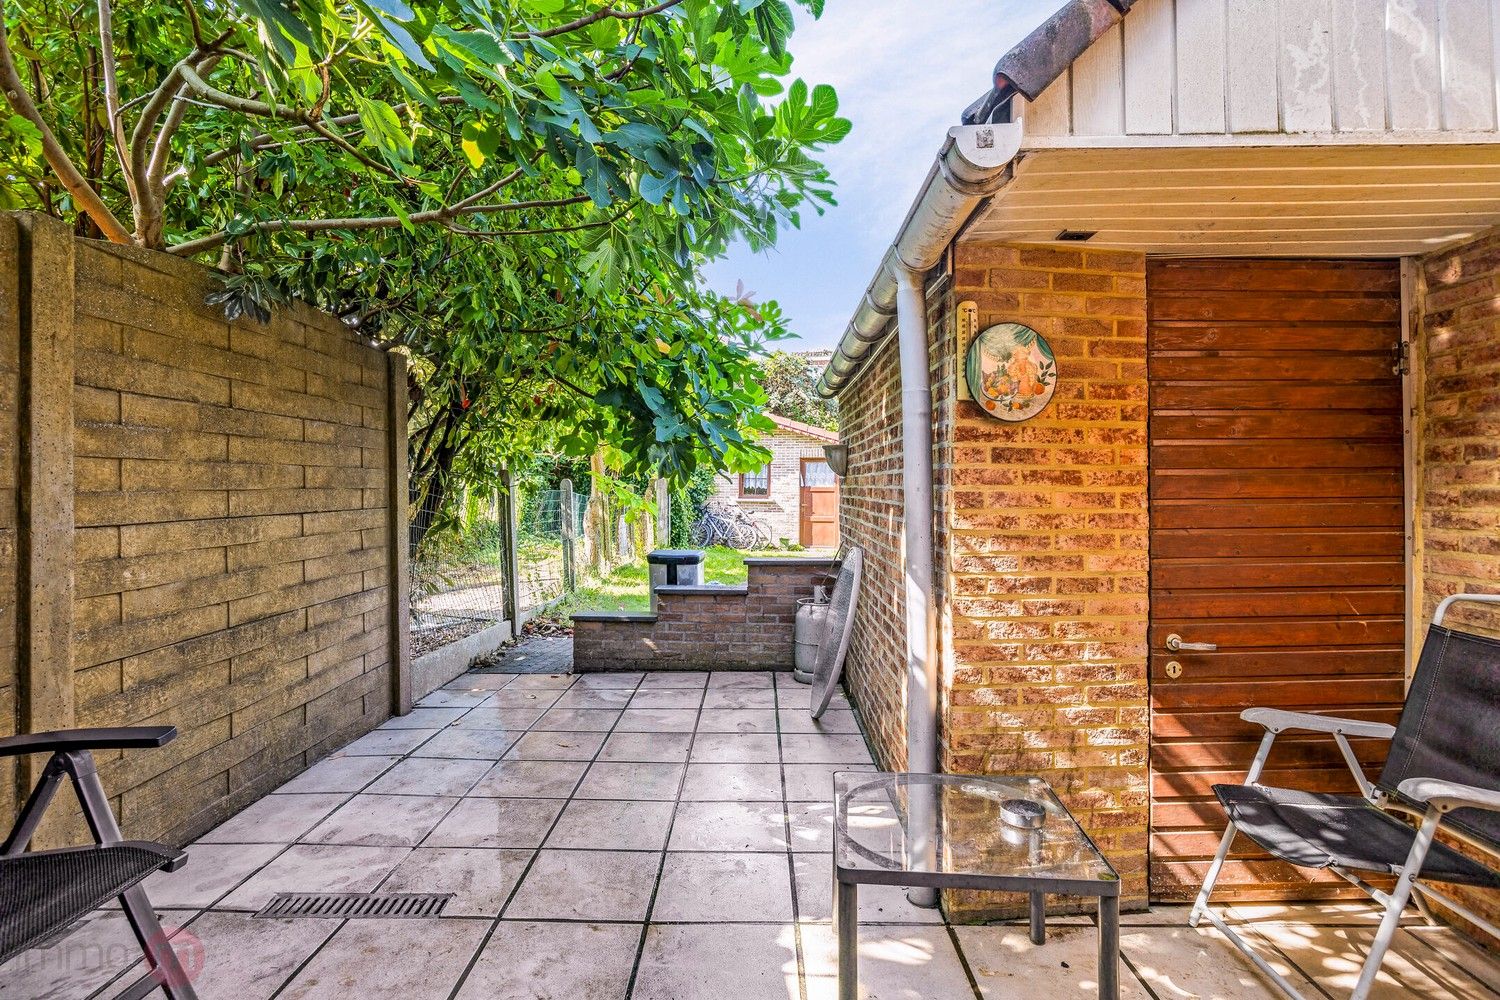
{"left": 1190, "top": 592, "right": 1500, "bottom": 1000}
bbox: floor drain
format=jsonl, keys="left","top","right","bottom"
{"left": 255, "top": 892, "right": 452, "bottom": 919}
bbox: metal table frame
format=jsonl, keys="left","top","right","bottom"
{"left": 832, "top": 774, "right": 1121, "bottom": 1000}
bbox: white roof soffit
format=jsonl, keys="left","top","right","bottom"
{"left": 817, "top": 123, "right": 1022, "bottom": 400}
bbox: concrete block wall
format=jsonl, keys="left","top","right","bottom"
{"left": 3, "top": 213, "right": 409, "bottom": 847}
{"left": 572, "top": 558, "right": 835, "bottom": 671}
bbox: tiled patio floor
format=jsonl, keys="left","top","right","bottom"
{"left": 5, "top": 669, "right": 1498, "bottom": 999}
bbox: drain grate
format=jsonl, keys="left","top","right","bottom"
{"left": 256, "top": 892, "right": 452, "bottom": 919}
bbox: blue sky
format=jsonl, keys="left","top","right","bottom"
{"left": 702, "top": 0, "right": 1062, "bottom": 351}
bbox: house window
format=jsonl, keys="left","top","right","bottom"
{"left": 740, "top": 464, "right": 770, "bottom": 498}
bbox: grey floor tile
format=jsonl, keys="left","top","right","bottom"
{"left": 652, "top": 852, "right": 795, "bottom": 922}
{"left": 707, "top": 671, "right": 776, "bottom": 689}
{"left": 171, "top": 912, "right": 335, "bottom": 1000}
{"left": 423, "top": 797, "right": 566, "bottom": 849}
{"left": 504, "top": 730, "right": 608, "bottom": 761}
{"left": 633, "top": 923, "right": 801, "bottom": 1000}
{"left": 789, "top": 800, "right": 900, "bottom": 854}
{"left": 380, "top": 847, "right": 531, "bottom": 917}
{"left": 504, "top": 673, "right": 575, "bottom": 690}
{"left": 669, "top": 801, "right": 789, "bottom": 852}
{"left": 454, "top": 706, "right": 547, "bottom": 730}
{"left": 696, "top": 709, "right": 778, "bottom": 734}
{"left": 778, "top": 709, "right": 861, "bottom": 734}
{"left": 553, "top": 687, "right": 633, "bottom": 709}
{"left": 198, "top": 792, "right": 348, "bottom": 844}
{"left": 275, "top": 754, "right": 398, "bottom": 794}
{"left": 690, "top": 733, "right": 780, "bottom": 763}
{"left": 783, "top": 763, "right": 874, "bottom": 803}
{"left": 505, "top": 848, "right": 660, "bottom": 921}
{"left": 801, "top": 922, "right": 975, "bottom": 1000}
{"left": 597, "top": 731, "right": 693, "bottom": 763}
{"left": 534, "top": 706, "right": 622, "bottom": 731}
{"left": 0, "top": 908, "right": 198, "bottom": 1000}
{"left": 417, "top": 688, "right": 492, "bottom": 708}
{"left": 143, "top": 842, "right": 284, "bottom": 908}
{"left": 276, "top": 917, "right": 487, "bottom": 999}
{"left": 483, "top": 687, "right": 564, "bottom": 708}
{"left": 1253, "top": 922, "right": 1493, "bottom": 999}
{"left": 781, "top": 733, "right": 873, "bottom": 764}
{"left": 383, "top": 706, "right": 469, "bottom": 728}
{"left": 572, "top": 671, "right": 644, "bottom": 688}
{"left": 341, "top": 727, "right": 438, "bottom": 756}
{"left": 637, "top": 671, "right": 710, "bottom": 689}
{"left": 219, "top": 844, "right": 411, "bottom": 909}
{"left": 1122, "top": 924, "right": 1320, "bottom": 999}
{"left": 444, "top": 673, "right": 520, "bottom": 690}
{"left": 575, "top": 760, "right": 685, "bottom": 801}
{"left": 417, "top": 727, "right": 521, "bottom": 760}
{"left": 366, "top": 757, "right": 491, "bottom": 796}
{"left": 471, "top": 759, "right": 589, "bottom": 798}
{"left": 702, "top": 688, "right": 778, "bottom": 709}
{"left": 455, "top": 920, "right": 640, "bottom": 1000}
{"left": 956, "top": 922, "right": 1149, "bottom": 999}
{"left": 628, "top": 689, "right": 705, "bottom": 709}
{"left": 301, "top": 793, "right": 456, "bottom": 847}
{"left": 680, "top": 762, "right": 784, "bottom": 802}
{"left": 791, "top": 854, "right": 942, "bottom": 924}
{"left": 615, "top": 708, "right": 700, "bottom": 732}
{"left": 546, "top": 798, "right": 676, "bottom": 851}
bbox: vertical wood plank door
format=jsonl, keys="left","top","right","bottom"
{"left": 1146, "top": 259, "right": 1406, "bottom": 901}
{"left": 799, "top": 458, "right": 839, "bottom": 548}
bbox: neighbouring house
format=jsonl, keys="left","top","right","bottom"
{"left": 708, "top": 411, "right": 841, "bottom": 548}
{"left": 820, "top": 0, "right": 1500, "bottom": 932}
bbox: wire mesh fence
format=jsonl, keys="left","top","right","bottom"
{"left": 516, "top": 487, "right": 587, "bottom": 613}
{"left": 409, "top": 484, "right": 510, "bottom": 658}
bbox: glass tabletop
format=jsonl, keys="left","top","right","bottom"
{"left": 833, "top": 772, "right": 1119, "bottom": 889}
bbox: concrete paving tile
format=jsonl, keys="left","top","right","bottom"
{"left": 471, "top": 759, "right": 589, "bottom": 798}
{"left": 956, "top": 922, "right": 1149, "bottom": 998}
{"left": 628, "top": 689, "right": 705, "bottom": 709}
{"left": 696, "top": 709, "right": 778, "bottom": 734}
{"left": 680, "top": 762, "right": 784, "bottom": 801}
{"left": 198, "top": 792, "right": 348, "bottom": 844}
{"left": 1122, "top": 924, "right": 1320, "bottom": 999}
{"left": 1400, "top": 926, "right": 1500, "bottom": 992}
{"left": 301, "top": 794, "right": 457, "bottom": 846}
{"left": 781, "top": 733, "right": 874, "bottom": 764}
{"left": 778, "top": 685, "right": 851, "bottom": 711}
{"left": 0, "top": 908, "right": 198, "bottom": 1000}
{"left": 175, "top": 912, "right": 335, "bottom": 1000}
{"left": 274, "top": 754, "right": 398, "bottom": 793}
{"left": 1253, "top": 921, "right": 1495, "bottom": 999}
{"left": 379, "top": 847, "right": 531, "bottom": 917}
{"left": 142, "top": 842, "right": 284, "bottom": 908}
{"left": 365, "top": 756, "right": 492, "bottom": 796}
{"left": 553, "top": 686, "right": 633, "bottom": 709}
{"left": 702, "top": 688, "right": 778, "bottom": 709}
{"left": 783, "top": 763, "right": 875, "bottom": 803}
{"left": 572, "top": 671, "right": 644, "bottom": 688}
{"left": 276, "top": 917, "right": 486, "bottom": 999}
{"left": 637, "top": 670, "right": 710, "bottom": 689}
{"left": 340, "top": 727, "right": 437, "bottom": 756}
{"left": 424, "top": 797, "right": 566, "bottom": 849}
{"left": 533, "top": 706, "right": 622, "bottom": 731}
{"left": 652, "top": 852, "right": 794, "bottom": 922}
{"left": 597, "top": 731, "right": 693, "bottom": 763}
{"left": 383, "top": 706, "right": 469, "bottom": 728}
{"left": 219, "top": 844, "right": 411, "bottom": 909}
{"left": 504, "top": 673, "right": 575, "bottom": 689}
{"left": 504, "top": 730, "right": 608, "bottom": 761}
{"left": 789, "top": 801, "right": 901, "bottom": 854}
{"left": 575, "top": 760, "right": 685, "bottom": 800}
{"left": 482, "top": 687, "right": 563, "bottom": 708}
{"left": 801, "top": 922, "right": 974, "bottom": 1000}
{"left": 1224, "top": 901, "right": 1423, "bottom": 927}
{"left": 455, "top": 920, "right": 640, "bottom": 1000}
{"left": 506, "top": 849, "right": 660, "bottom": 921}
{"left": 791, "top": 854, "right": 942, "bottom": 925}
{"left": 707, "top": 671, "right": 776, "bottom": 689}
{"left": 453, "top": 706, "right": 547, "bottom": 730}
{"left": 690, "top": 732, "right": 781, "bottom": 763}
{"left": 615, "top": 708, "right": 700, "bottom": 732}
{"left": 417, "top": 688, "right": 492, "bottom": 708}
{"left": 416, "top": 727, "right": 521, "bottom": 760}
{"left": 669, "top": 801, "right": 790, "bottom": 852}
{"left": 633, "top": 923, "right": 801, "bottom": 1000}
{"left": 779, "top": 709, "right": 861, "bottom": 734}
{"left": 444, "top": 673, "right": 520, "bottom": 690}
{"left": 546, "top": 798, "right": 676, "bottom": 850}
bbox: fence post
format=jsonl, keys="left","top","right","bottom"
{"left": 654, "top": 479, "right": 670, "bottom": 548}
{"left": 560, "top": 477, "right": 577, "bottom": 592}
{"left": 499, "top": 469, "right": 522, "bottom": 633}
{"left": 385, "top": 350, "right": 412, "bottom": 717}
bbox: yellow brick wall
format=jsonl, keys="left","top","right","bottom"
{"left": 943, "top": 243, "right": 1151, "bottom": 917}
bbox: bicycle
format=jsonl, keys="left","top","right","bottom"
{"left": 690, "top": 501, "right": 770, "bottom": 550}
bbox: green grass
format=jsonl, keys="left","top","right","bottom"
{"left": 549, "top": 545, "right": 782, "bottom": 617}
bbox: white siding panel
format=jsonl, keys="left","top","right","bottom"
{"left": 1331, "top": 0, "right": 1389, "bottom": 130}
{"left": 1024, "top": 75, "right": 1073, "bottom": 137}
{"left": 1440, "top": 0, "right": 1498, "bottom": 129}
{"left": 1279, "top": 0, "right": 1336, "bottom": 132}
{"left": 1226, "top": 0, "right": 1281, "bottom": 132}
{"left": 1175, "top": 0, "right": 1228, "bottom": 133}
{"left": 1387, "top": 0, "right": 1443, "bottom": 129}
{"left": 1071, "top": 22, "right": 1126, "bottom": 134}
{"left": 1124, "top": 0, "right": 1177, "bottom": 134}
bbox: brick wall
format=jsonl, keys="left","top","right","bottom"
{"left": 707, "top": 425, "right": 836, "bottom": 547}
{"left": 572, "top": 558, "right": 835, "bottom": 671}
{"left": 4, "top": 213, "right": 407, "bottom": 847}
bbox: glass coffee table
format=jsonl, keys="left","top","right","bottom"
{"left": 833, "top": 771, "right": 1121, "bottom": 1000}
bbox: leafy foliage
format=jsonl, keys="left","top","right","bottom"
{"left": 758, "top": 349, "right": 837, "bottom": 430}
{"left": 0, "top": 0, "right": 849, "bottom": 537}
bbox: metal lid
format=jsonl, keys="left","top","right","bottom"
{"left": 645, "top": 549, "right": 706, "bottom": 565}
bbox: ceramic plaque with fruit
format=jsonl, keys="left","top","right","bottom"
{"left": 964, "top": 322, "right": 1056, "bottom": 422}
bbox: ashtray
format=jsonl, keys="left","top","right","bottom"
{"left": 999, "top": 798, "right": 1046, "bottom": 831}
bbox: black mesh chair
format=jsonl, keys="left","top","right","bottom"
{"left": 1190, "top": 593, "right": 1500, "bottom": 1000}
{"left": 1, "top": 727, "right": 199, "bottom": 999}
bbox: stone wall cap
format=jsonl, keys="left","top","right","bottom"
{"left": 646, "top": 549, "right": 706, "bottom": 565}
{"left": 571, "top": 611, "right": 659, "bottom": 623}
{"left": 656, "top": 584, "right": 750, "bottom": 596}
{"left": 743, "top": 556, "right": 839, "bottom": 567}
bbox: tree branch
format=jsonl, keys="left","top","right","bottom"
{"left": 522, "top": 0, "right": 688, "bottom": 39}
{"left": 0, "top": 4, "right": 131, "bottom": 242}
{"left": 96, "top": 0, "right": 138, "bottom": 208}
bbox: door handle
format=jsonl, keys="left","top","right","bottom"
{"left": 1165, "top": 633, "right": 1217, "bottom": 653}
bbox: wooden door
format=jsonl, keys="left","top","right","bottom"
{"left": 1147, "top": 259, "right": 1406, "bottom": 901}
{"left": 799, "top": 458, "right": 839, "bottom": 548}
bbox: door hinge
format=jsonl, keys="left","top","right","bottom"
{"left": 1394, "top": 341, "right": 1411, "bottom": 377}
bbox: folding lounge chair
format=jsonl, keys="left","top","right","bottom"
{"left": 1, "top": 727, "right": 199, "bottom": 1000}
{"left": 1190, "top": 592, "right": 1500, "bottom": 1000}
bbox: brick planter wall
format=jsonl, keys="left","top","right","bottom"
{"left": 572, "top": 557, "right": 836, "bottom": 671}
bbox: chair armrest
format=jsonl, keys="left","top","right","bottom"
{"left": 1398, "top": 777, "right": 1500, "bottom": 814}
{"left": 1241, "top": 708, "right": 1395, "bottom": 740}
{"left": 0, "top": 727, "right": 176, "bottom": 758}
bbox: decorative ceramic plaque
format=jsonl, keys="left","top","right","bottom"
{"left": 964, "top": 322, "right": 1057, "bottom": 421}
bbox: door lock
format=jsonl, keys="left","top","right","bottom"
{"left": 1165, "top": 633, "right": 1217, "bottom": 652}
{"left": 1164, "top": 661, "right": 1183, "bottom": 679}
